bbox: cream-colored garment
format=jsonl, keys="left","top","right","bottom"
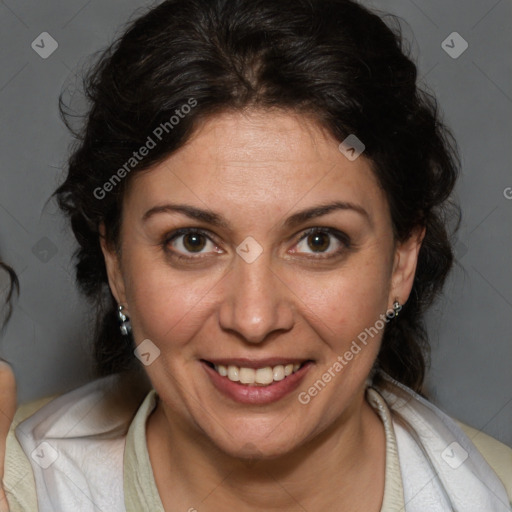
{"left": 4, "top": 374, "right": 512, "bottom": 511}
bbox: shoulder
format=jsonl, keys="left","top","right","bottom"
{"left": 371, "top": 377, "right": 512, "bottom": 507}
{"left": 4, "top": 371, "right": 151, "bottom": 511}
{"left": 456, "top": 420, "right": 512, "bottom": 500}
{"left": 4, "top": 395, "right": 56, "bottom": 511}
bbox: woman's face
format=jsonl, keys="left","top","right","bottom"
{"left": 102, "top": 109, "right": 421, "bottom": 458}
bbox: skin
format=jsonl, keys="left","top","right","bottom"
{"left": 101, "top": 109, "right": 423, "bottom": 511}
{"left": 0, "top": 362, "right": 16, "bottom": 512}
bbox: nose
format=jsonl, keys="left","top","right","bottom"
{"left": 218, "top": 251, "right": 294, "bottom": 344}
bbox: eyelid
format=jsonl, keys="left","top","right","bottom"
{"left": 163, "top": 227, "right": 221, "bottom": 258}
{"left": 162, "top": 226, "right": 351, "bottom": 262}
{"left": 294, "top": 226, "right": 350, "bottom": 246}
{"left": 289, "top": 226, "right": 351, "bottom": 258}
{"left": 164, "top": 227, "right": 219, "bottom": 244}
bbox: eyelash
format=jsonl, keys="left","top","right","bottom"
{"left": 162, "top": 227, "right": 351, "bottom": 262}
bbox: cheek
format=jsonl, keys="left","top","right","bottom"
{"left": 295, "top": 256, "right": 392, "bottom": 346}
{"left": 121, "top": 233, "right": 393, "bottom": 359}
{"left": 122, "top": 250, "right": 223, "bottom": 348}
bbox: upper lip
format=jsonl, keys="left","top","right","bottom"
{"left": 201, "top": 358, "right": 312, "bottom": 368}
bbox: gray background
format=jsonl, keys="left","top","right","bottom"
{"left": 0, "top": 0, "right": 511, "bottom": 446}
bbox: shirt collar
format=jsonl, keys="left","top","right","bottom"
{"left": 123, "top": 387, "right": 405, "bottom": 511}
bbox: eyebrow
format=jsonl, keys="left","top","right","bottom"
{"left": 283, "top": 201, "right": 369, "bottom": 228}
{"left": 142, "top": 200, "right": 369, "bottom": 229}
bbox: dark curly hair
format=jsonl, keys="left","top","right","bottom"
{"left": 54, "top": 0, "right": 460, "bottom": 392}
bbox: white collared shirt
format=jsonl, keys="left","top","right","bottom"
{"left": 4, "top": 373, "right": 512, "bottom": 511}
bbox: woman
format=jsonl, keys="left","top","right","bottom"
{"left": 3, "top": 0, "right": 511, "bottom": 510}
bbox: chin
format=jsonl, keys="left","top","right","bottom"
{"left": 222, "top": 437, "right": 301, "bottom": 461}
{"left": 201, "top": 415, "right": 311, "bottom": 461}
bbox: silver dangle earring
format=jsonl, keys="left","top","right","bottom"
{"left": 392, "top": 299, "right": 401, "bottom": 317}
{"left": 117, "top": 304, "right": 132, "bottom": 335}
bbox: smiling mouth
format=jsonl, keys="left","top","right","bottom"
{"left": 201, "top": 360, "right": 312, "bottom": 386}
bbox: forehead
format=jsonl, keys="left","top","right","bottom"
{"left": 126, "top": 109, "right": 387, "bottom": 224}
{"left": 190, "top": 110, "right": 331, "bottom": 164}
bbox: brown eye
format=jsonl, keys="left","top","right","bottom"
{"left": 293, "top": 228, "right": 350, "bottom": 258}
{"left": 182, "top": 233, "right": 207, "bottom": 252}
{"left": 163, "top": 228, "right": 222, "bottom": 259}
{"left": 306, "top": 232, "right": 330, "bottom": 252}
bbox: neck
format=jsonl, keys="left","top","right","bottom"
{"left": 147, "top": 389, "right": 385, "bottom": 511}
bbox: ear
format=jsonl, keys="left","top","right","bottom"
{"left": 389, "top": 226, "right": 425, "bottom": 306}
{"left": 99, "top": 221, "right": 128, "bottom": 309}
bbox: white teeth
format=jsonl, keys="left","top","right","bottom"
{"left": 213, "top": 362, "right": 305, "bottom": 386}
{"left": 239, "top": 367, "right": 255, "bottom": 384}
{"left": 273, "top": 365, "right": 285, "bottom": 381}
{"left": 227, "top": 365, "right": 239, "bottom": 382}
{"left": 255, "top": 367, "right": 274, "bottom": 385}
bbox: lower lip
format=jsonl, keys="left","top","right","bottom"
{"left": 201, "top": 361, "right": 313, "bottom": 405}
